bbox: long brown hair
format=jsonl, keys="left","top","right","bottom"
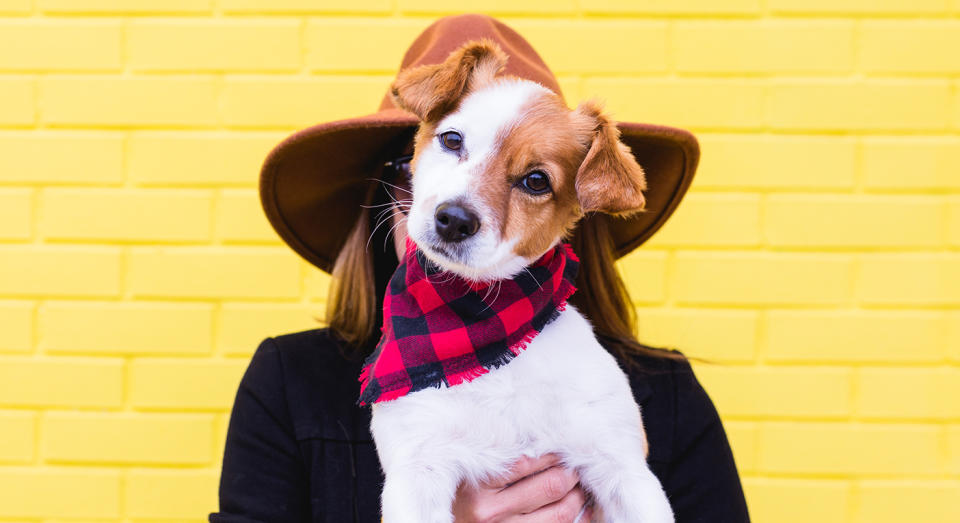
{"left": 325, "top": 181, "right": 682, "bottom": 365}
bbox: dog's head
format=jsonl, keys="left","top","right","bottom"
{"left": 392, "top": 39, "right": 646, "bottom": 281}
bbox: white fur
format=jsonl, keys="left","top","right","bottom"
{"left": 406, "top": 78, "right": 552, "bottom": 281}
{"left": 372, "top": 306, "right": 674, "bottom": 522}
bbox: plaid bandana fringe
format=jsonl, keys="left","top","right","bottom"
{"left": 358, "top": 239, "right": 579, "bottom": 405}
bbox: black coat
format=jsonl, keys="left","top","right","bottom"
{"left": 210, "top": 328, "right": 750, "bottom": 523}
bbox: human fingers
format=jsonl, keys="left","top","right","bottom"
{"left": 510, "top": 485, "right": 589, "bottom": 523}
{"left": 453, "top": 456, "right": 570, "bottom": 522}
{"left": 488, "top": 454, "right": 563, "bottom": 489}
{"left": 494, "top": 465, "right": 580, "bottom": 515}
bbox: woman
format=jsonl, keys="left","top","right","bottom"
{"left": 211, "top": 14, "right": 749, "bottom": 523}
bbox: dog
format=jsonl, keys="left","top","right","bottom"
{"left": 367, "top": 39, "right": 674, "bottom": 523}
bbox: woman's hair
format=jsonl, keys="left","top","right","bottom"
{"left": 325, "top": 180, "right": 682, "bottom": 364}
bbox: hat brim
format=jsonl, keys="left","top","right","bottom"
{"left": 260, "top": 108, "right": 699, "bottom": 273}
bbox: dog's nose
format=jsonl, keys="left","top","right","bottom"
{"left": 435, "top": 202, "right": 480, "bottom": 242}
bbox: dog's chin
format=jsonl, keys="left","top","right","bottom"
{"left": 415, "top": 239, "right": 532, "bottom": 283}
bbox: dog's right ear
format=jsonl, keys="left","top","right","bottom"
{"left": 573, "top": 99, "right": 647, "bottom": 216}
{"left": 390, "top": 39, "right": 508, "bottom": 122}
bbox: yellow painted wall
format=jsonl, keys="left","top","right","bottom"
{"left": 0, "top": 1, "right": 958, "bottom": 521}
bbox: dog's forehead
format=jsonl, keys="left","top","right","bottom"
{"left": 438, "top": 79, "right": 552, "bottom": 148}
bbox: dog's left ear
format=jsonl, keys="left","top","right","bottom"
{"left": 573, "top": 99, "right": 647, "bottom": 216}
{"left": 390, "top": 39, "right": 508, "bottom": 122}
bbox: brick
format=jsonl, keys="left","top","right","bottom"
{"left": 955, "top": 80, "right": 960, "bottom": 130}
{"left": 0, "top": 301, "right": 32, "bottom": 353}
{"left": 723, "top": 421, "right": 758, "bottom": 473}
{"left": 0, "top": 411, "right": 33, "bottom": 462}
{"left": 857, "top": 368, "right": 960, "bottom": 419}
{"left": 0, "top": 21, "right": 120, "bottom": 71}
{"left": 128, "top": 247, "right": 300, "bottom": 299}
{"left": 129, "top": 359, "right": 246, "bottom": 410}
{"left": 41, "top": 188, "right": 212, "bottom": 242}
{"left": 767, "top": 80, "right": 951, "bottom": 131}
{"left": 765, "top": 310, "right": 947, "bottom": 363}
{"left": 674, "top": 21, "right": 853, "bottom": 74}
{"left": 949, "top": 426, "right": 960, "bottom": 475}
{"left": 744, "top": 478, "right": 849, "bottom": 523}
{"left": 950, "top": 198, "right": 960, "bottom": 246}
{"left": 0, "top": 246, "right": 120, "bottom": 297}
{"left": 43, "top": 412, "right": 214, "bottom": 465}
{"left": 646, "top": 193, "right": 760, "bottom": 247}
{"left": 693, "top": 365, "right": 851, "bottom": 418}
{"left": 585, "top": 79, "right": 764, "bottom": 130}
{"left": 400, "top": 0, "right": 575, "bottom": 14}
{"left": 0, "top": 467, "right": 120, "bottom": 519}
{"left": 217, "top": 189, "right": 280, "bottom": 243}
{"left": 39, "top": 0, "right": 211, "bottom": 12}
{"left": 0, "top": 77, "right": 33, "bottom": 125}
{"left": 695, "top": 134, "right": 856, "bottom": 190}
{"left": 949, "top": 312, "right": 960, "bottom": 362}
{"left": 0, "top": 0, "right": 30, "bottom": 13}
{"left": 219, "top": 303, "right": 327, "bottom": 355}
{"left": 125, "top": 469, "right": 218, "bottom": 519}
{"left": 42, "top": 76, "right": 217, "bottom": 127}
{"left": 615, "top": 250, "right": 668, "bottom": 304}
{"left": 0, "top": 357, "right": 122, "bottom": 408}
{"left": 863, "top": 137, "right": 960, "bottom": 191}
{"left": 859, "top": 254, "right": 960, "bottom": 306}
{"left": 221, "top": 76, "right": 392, "bottom": 128}
{"left": 129, "top": 131, "right": 280, "bottom": 186}
{"left": 758, "top": 422, "right": 942, "bottom": 475}
{"left": 582, "top": 0, "right": 761, "bottom": 14}
{"left": 0, "top": 188, "right": 30, "bottom": 239}
{"left": 671, "top": 252, "right": 853, "bottom": 306}
{"left": 862, "top": 22, "right": 960, "bottom": 74}
{"left": 128, "top": 20, "right": 300, "bottom": 72}
{"left": 635, "top": 308, "right": 757, "bottom": 362}
{"left": 223, "top": 0, "right": 388, "bottom": 12}
{"left": 857, "top": 481, "right": 960, "bottom": 523}
{"left": 40, "top": 301, "right": 213, "bottom": 356}
{"left": 0, "top": 131, "right": 123, "bottom": 184}
{"left": 303, "top": 264, "right": 333, "bottom": 300}
{"left": 556, "top": 76, "right": 582, "bottom": 102}
{"left": 214, "top": 412, "right": 229, "bottom": 466}
{"left": 764, "top": 195, "right": 944, "bottom": 248}
{"left": 500, "top": 20, "right": 668, "bottom": 74}
{"left": 305, "top": 19, "right": 431, "bottom": 72}
{"left": 771, "top": 0, "right": 950, "bottom": 13}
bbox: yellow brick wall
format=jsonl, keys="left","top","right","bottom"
{"left": 0, "top": 1, "right": 957, "bottom": 521}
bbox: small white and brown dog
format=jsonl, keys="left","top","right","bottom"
{"left": 371, "top": 39, "right": 674, "bottom": 523}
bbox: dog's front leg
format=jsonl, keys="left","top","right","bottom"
{"left": 381, "top": 465, "right": 459, "bottom": 523}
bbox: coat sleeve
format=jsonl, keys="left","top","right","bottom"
{"left": 210, "top": 338, "right": 311, "bottom": 523}
{"left": 662, "top": 358, "right": 751, "bottom": 523}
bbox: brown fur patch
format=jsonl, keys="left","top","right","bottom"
{"left": 473, "top": 88, "right": 591, "bottom": 260}
{"left": 572, "top": 99, "right": 647, "bottom": 216}
{"left": 390, "top": 39, "right": 508, "bottom": 123}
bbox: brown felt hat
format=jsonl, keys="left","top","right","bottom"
{"left": 260, "top": 14, "right": 699, "bottom": 273}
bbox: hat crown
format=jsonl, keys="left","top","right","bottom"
{"left": 378, "top": 14, "right": 563, "bottom": 112}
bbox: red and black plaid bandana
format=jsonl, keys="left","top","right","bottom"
{"left": 358, "top": 239, "right": 579, "bottom": 405}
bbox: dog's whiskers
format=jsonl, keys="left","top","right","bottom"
{"left": 382, "top": 215, "right": 408, "bottom": 251}
{"left": 523, "top": 267, "right": 543, "bottom": 290}
{"left": 371, "top": 177, "right": 413, "bottom": 196}
{"left": 367, "top": 208, "right": 405, "bottom": 250}
{"left": 362, "top": 201, "right": 412, "bottom": 210}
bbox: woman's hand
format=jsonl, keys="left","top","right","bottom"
{"left": 452, "top": 454, "right": 593, "bottom": 522}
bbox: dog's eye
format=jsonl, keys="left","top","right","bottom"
{"left": 439, "top": 131, "right": 463, "bottom": 151}
{"left": 520, "top": 171, "right": 551, "bottom": 195}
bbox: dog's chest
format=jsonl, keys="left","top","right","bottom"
{"left": 369, "top": 306, "right": 635, "bottom": 472}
